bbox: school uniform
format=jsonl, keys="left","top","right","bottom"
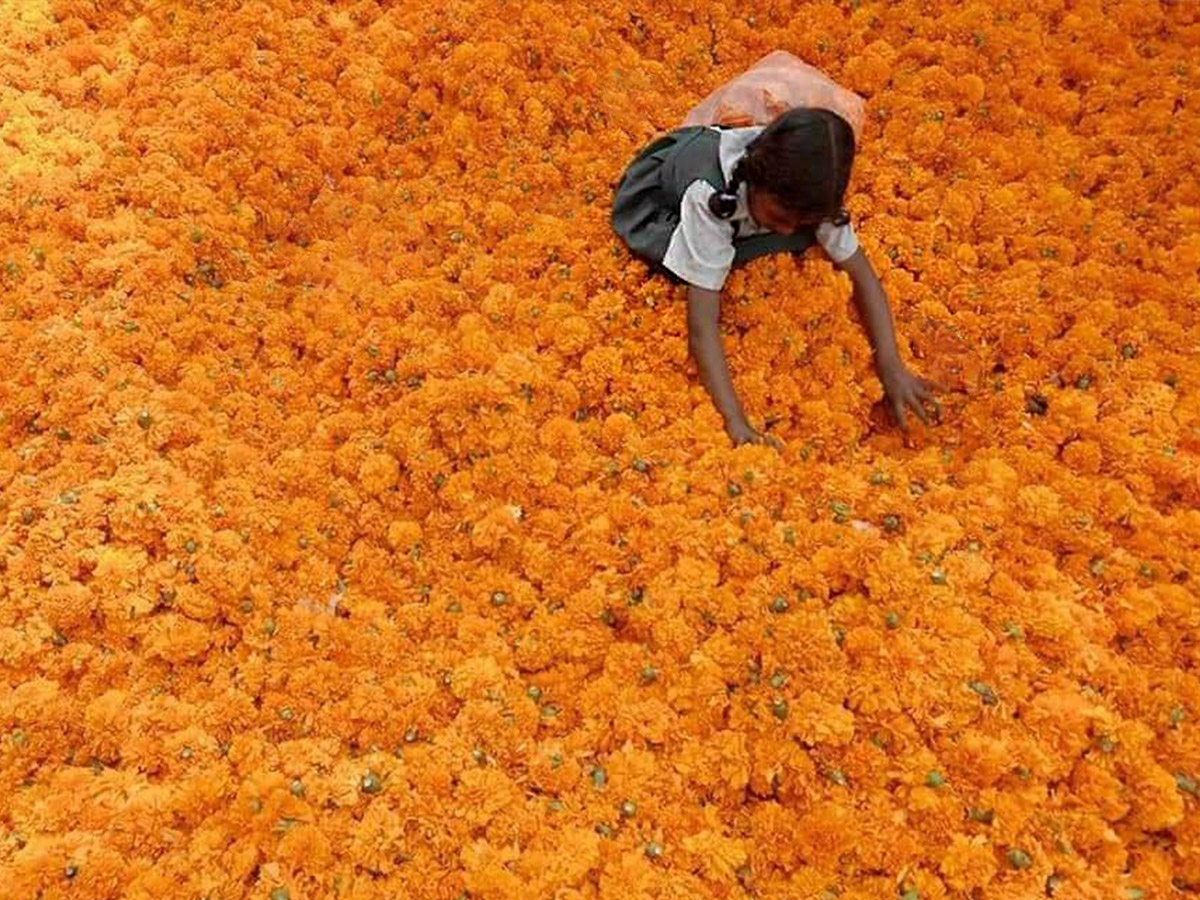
{"left": 611, "top": 124, "right": 858, "bottom": 290}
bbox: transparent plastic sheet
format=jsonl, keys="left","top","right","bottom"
{"left": 682, "top": 50, "right": 866, "bottom": 139}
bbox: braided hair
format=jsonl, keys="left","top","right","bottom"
{"left": 708, "top": 108, "right": 855, "bottom": 226}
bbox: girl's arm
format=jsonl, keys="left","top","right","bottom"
{"left": 687, "top": 285, "right": 780, "bottom": 448}
{"left": 836, "top": 248, "right": 938, "bottom": 430}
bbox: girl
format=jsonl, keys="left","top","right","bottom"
{"left": 611, "top": 106, "right": 938, "bottom": 447}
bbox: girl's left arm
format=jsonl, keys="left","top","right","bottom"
{"left": 836, "top": 248, "right": 938, "bottom": 430}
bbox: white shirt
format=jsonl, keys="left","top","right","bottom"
{"left": 661, "top": 125, "right": 859, "bottom": 291}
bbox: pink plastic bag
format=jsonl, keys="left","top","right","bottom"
{"left": 682, "top": 51, "right": 865, "bottom": 140}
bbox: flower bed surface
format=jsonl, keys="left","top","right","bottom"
{"left": 1, "top": 2, "right": 1199, "bottom": 899}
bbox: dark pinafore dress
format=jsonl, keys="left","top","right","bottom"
{"left": 610, "top": 126, "right": 816, "bottom": 283}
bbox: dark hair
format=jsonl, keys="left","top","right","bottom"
{"left": 708, "top": 108, "right": 855, "bottom": 225}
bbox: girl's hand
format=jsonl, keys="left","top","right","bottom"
{"left": 838, "top": 250, "right": 942, "bottom": 432}
{"left": 727, "top": 418, "right": 784, "bottom": 450}
{"left": 878, "top": 362, "right": 940, "bottom": 432}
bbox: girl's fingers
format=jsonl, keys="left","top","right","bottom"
{"left": 911, "top": 383, "right": 939, "bottom": 419}
{"left": 891, "top": 397, "right": 909, "bottom": 432}
{"left": 909, "top": 392, "right": 931, "bottom": 425}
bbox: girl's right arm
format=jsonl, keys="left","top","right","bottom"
{"left": 687, "top": 285, "right": 780, "bottom": 448}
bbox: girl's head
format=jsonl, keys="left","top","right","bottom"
{"left": 733, "top": 107, "right": 856, "bottom": 234}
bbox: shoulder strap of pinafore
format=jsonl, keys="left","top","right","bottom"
{"left": 660, "top": 126, "right": 727, "bottom": 205}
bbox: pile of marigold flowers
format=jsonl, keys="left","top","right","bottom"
{"left": 2, "top": 1, "right": 1199, "bottom": 898}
